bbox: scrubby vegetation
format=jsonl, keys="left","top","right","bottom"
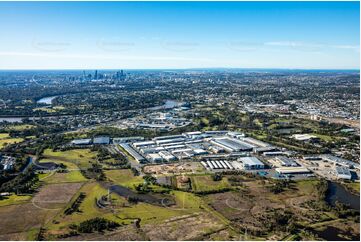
{"left": 73, "top": 217, "right": 120, "bottom": 233}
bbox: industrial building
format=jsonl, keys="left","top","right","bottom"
{"left": 238, "top": 157, "right": 265, "bottom": 170}
{"left": 253, "top": 146, "right": 279, "bottom": 155}
{"left": 201, "top": 160, "right": 234, "bottom": 170}
{"left": 0, "top": 155, "right": 16, "bottom": 171}
{"left": 112, "top": 136, "right": 144, "bottom": 143}
{"left": 241, "top": 137, "right": 270, "bottom": 147}
{"left": 263, "top": 151, "right": 286, "bottom": 156}
{"left": 320, "top": 154, "right": 359, "bottom": 169}
{"left": 275, "top": 167, "right": 310, "bottom": 174}
{"left": 71, "top": 138, "right": 92, "bottom": 145}
{"left": 147, "top": 153, "right": 163, "bottom": 162}
{"left": 115, "top": 131, "right": 294, "bottom": 164}
{"left": 159, "top": 151, "right": 177, "bottom": 162}
{"left": 211, "top": 137, "right": 253, "bottom": 152}
{"left": 274, "top": 156, "right": 299, "bottom": 167}
{"left": 291, "top": 134, "right": 319, "bottom": 142}
{"left": 119, "top": 143, "right": 145, "bottom": 163}
{"left": 133, "top": 141, "right": 156, "bottom": 148}
{"left": 93, "top": 136, "right": 110, "bottom": 145}
{"left": 335, "top": 166, "right": 352, "bottom": 180}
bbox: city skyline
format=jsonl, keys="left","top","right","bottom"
{"left": 0, "top": 1, "right": 359, "bottom": 69}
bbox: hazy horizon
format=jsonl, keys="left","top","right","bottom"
{"left": 0, "top": 1, "right": 359, "bottom": 69}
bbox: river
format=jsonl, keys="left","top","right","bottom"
{"left": 0, "top": 99, "right": 184, "bottom": 123}
{"left": 148, "top": 100, "right": 184, "bottom": 111}
{"left": 326, "top": 181, "right": 360, "bottom": 211}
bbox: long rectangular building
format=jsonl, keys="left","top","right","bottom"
{"left": 211, "top": 137, "right": 253, "bottom": 152}
{"left": 276, "top": 167, "right": 310, "bottom": 174}
{"left": 119, "top": 143, "right": 145, "bottom": 163}
{"left": 239, "top": 157, "right": 265, "bottom": 170}
{"left": 335, "top": 166, "right": 352, "bottom": 180}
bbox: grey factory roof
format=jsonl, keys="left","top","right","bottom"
{"left": 241, "top": 137, "right": 270, "bottom": 147}
{"left": 119, "top": 143, "right": 145, "bottom": 161}
{"left": 93, "top": 136, "right": 110, "bottom": 144}
{"left": 71, "top": 138, "right": 92, "bottom": 145}
{"left": 320, "top": 154, "right": 359, "bottom": 168}
{"left": 212, "top": 137, "right": 253, "bottom": 151}
{"left": 335, "top": 166, "right": 352, "bottom": 176}
{"left": 276, "top": 156, "right": 299, "bottom": 167}
{"left": 153, "top": 134, "right": 185, "bottom": 140}
{"left": 253, "top": 146, "right": 279, "bottom": 153}
{"left": 239, "top": 157, "right": 264, "bottom": 166}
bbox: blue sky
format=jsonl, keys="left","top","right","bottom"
{"left": 0, "top": 1, "right": 359, "bottom": 69}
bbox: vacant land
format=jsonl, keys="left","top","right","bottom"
{"left": 0, "top": 183, "right": 82, "bottom": 238}
{"left": 104, "top": 169, "right": 143, "bottom": 189}
{"left": 0, "top": 133, "right": 24, "bottom": 149}
{"left": 39, "top": 170, "right": 87, "bottom": 184}
{"left": 142, "top": 212, "right": 225, "bottom": 240}
{"left": 4, "top": 124, "right": 36, "bottom": 131}
{"left": 0, "top": 203, "right": 59, "bottom": 238}
{"left": 191, "top": 175, "right": 231, "bottom": 192}
{"left": 143, "top": 162, "right": 204, "bottom": 176}
{"left": 0, "top": 194, "right": 32, "bottom": 207}
{"left": 204, "top": 179, "right": 336, "bottom": 240}
{"left": 44, "top": 182, "right": 126, "bottom": 239}
{"left": 32, "top": 183, "right": 83, "bottom": 210}
{"left": 42, "top": 149, "right": 97, "bottom": 170}
{"left": 344, "top": 181, "right": 360, "bottom": 195}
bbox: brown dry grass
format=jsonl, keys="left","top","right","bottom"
{"left": 141, "top": 212, "right": 224, "bottom": 240}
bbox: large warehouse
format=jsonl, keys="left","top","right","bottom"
{"left": 211, "top": 137, "right": 253, "bottom": 152}
{"left": 238, "top": 157, "right": 265, "bottom": 170}
{"left": 335, "top": 166, "right": 352, "bottom": 180}
{"left": 275, "top": 167, "right": 310, "bottom": 174}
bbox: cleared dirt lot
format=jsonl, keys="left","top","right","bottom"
{"left": 143, "top": 162, "right": 204, "bottom": 176}
{"left": 142, "top": 212, "right": 225, "bottom": 240}
{"left": 59, "top": 225, "right": 145, "bottom": 241}
{"left": 0, "top": 182, "right": 83, "bottom": 238}
{"left": 204, "top": 179, "right": 323, "bottom": 238}
{"left": 32, "top": 183, "right": 83, "bottom": 210}
{"left": 0, "top": 203, "right": 58, "bottom": 236}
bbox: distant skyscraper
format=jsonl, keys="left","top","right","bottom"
{"left": 120, "top": 70, "right": 126, "bottom": 80}
{"left": 94, "top": 70, "right": 98, "bottom": 80}
{"left": 115, "top": 70, "right": 126, "bottom": 81}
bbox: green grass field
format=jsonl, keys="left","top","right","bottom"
{"left": 172, "top": 190, "right": 204, "bottom": 211}
{"left": 38, "top": 169, "right": 87, "bottom": 184}
{"left": 4, "top": 124, "right": 36, "bottom": 131}
{"left": 0, "top": 133, "right": 24, "bottom": 149}
{"left": 44, "top": 182, "right": 126, "bottom": 234}
{"left": 0, "top": 194, "right": 32, "bottom": 207}
{"left": 0, "top": 133, "right": 10, "bottom": 139}
{"left": 104, "top": 169, "right": 144, "bottom": 189}
{"left": 312, "top": 133, "right": 339, "bottom": 142}
{"left": 43, "top": 149, "right": 97, "bottom": 169}
{"left": 190, "top": 175, "right": 231, "bottom": 192}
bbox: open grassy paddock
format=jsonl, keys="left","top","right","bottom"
{"left": 42, "top": 148, "right": 97, "bottom": 170}
{"left": 4, "top": 124, "right": 36, "bottom": 131}
{"left": 190, "top": 175, "right": 231, "bottom": 192}
{"left": 0, "top": 194, "right": 32, "bottom": 207}
{"left": 104, "top": 169, "right": 144, "bottom": 189}
{"left": 0, "top": 133, "right": 24, "bottom": 149}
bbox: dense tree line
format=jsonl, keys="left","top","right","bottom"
{"left": 71, "top": 217, "right": 120, "bottom": 233}
{"left": 0, "top": 168, "right": 38, "bottom": 193}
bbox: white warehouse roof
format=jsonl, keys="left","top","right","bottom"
{"left": 239, "top": 157, "right": 264, "bottom": 166}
